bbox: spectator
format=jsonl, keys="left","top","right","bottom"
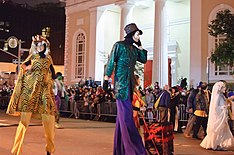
{"left": 145, "top": 88, "right": 155, "bottom": 122}
{"left": 184, "top": 82, "right": 202, "bottom": 137}
{"left": 192, "top": 82, "right": 209, "bottom": 139}
{"left": 157, "top": 84, "right": 171, "bottom": 122}
{"left": 169, "top": 86, "right": 180, "bottom": 131}
{"left": 53, "top": 77, "right": 62, "bottom": 129}
{"left": 132, "top": 75, "right": 145, "bottom": 131}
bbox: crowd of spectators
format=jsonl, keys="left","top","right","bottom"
{"left": 59, "top": 78, "right": 191, "bottom": 123}
{"left": 2, "top": 76, "right": 233, "bottom": 134}
{"left": 0, "top": 81, "right": 13, "bottom": 109}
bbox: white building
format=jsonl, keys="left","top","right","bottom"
{"left": 64, "top": 0, "right": 234, "bottom": 88}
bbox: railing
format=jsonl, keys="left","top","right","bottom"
{"left": 63, "top": 100, "right": 118, "bottom": 120}
{"left": 0, "top": 96, "right": 189, "bottom": 123}
{"left": 61, "top": 100, "right": 189, "bottom": 123}
{"left": 0, "top": 96, "right": 10, "bottom": 110}
{"left": 178, "top": 104, "right": 189, "bottom": 122}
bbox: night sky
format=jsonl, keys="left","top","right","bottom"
{"left": 11, "top": 0, "right": 61, "bottom": 6}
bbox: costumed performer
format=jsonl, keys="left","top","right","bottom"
{"left": 6, "top": 35, "right": 57, "bottom": 155}
{"left": 103, "top": 23, "right": 147, "bottom": 155}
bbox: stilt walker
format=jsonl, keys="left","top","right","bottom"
{"left": 6, "top": 35, "right": 57, "bottom": 155}
{"left": 104, "top": 23, "right": 148, "bottom": 155}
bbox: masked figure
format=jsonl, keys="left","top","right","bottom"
{"left": 200, "top": 81, "right": 234, "bottom": 150}
{"left": 104, "top": 23, "right": 147, "bottom": 155}
{"left": 7, "top": 35, "right": 56, "bottom": 155}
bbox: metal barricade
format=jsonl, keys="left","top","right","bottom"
{"left": 0, "top": 96, "right": 10, "bottom": 110}
{"left": 100, "top": 101, "right": 117, "bottom": 116}
{"left": 178, "top": 104, "right": 188, "bottom": 122}
{"left": 62, "top": 100, "right": 189, "bottom": 124}
{"left": 66, "top": 100, "right": 117, "bottom": 120}
{"left": 142, "top": 104, "right": 188, "bottom": 123}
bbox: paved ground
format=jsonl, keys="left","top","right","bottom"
{"left": 0, "top": 110, "right": 234, "bottom": 155}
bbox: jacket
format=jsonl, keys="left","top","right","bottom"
{"left": 187, "top": 89, "right": 199, "bottom": 112}
{"left": 158, "top": 90, "right": 171, "bottom": 108}
{"left": 105, "top": 41, "right": 147, "bottom": 101}
{"left": 194, "top": 90, "right": 209, "bottom": 117}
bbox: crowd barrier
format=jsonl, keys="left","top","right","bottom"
{"left": 0, "top": 96, "right": 10, "bottom": 110}
{"left": 0, "top": 96, "right": 189, "bottom": 124}
{"left": 64, "top": 100, "right": 118, "bottom": 120}
{"left": 61, "top": 100, "right": 189, "bottom": 123}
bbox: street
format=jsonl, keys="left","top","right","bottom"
{"left": 0, "top": 110, "right": 234, "bottom": 155}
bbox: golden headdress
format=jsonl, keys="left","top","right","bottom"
{"left": 30, "top": 35, "right": 50, "bottom": 56}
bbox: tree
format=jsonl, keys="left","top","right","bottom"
{"left": 208, "top": 9, "right": 234, "bottom": 67}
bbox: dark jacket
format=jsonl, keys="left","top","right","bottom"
{"left": 158, "top": 90, "right": 171, "bottom": 108}
{"left": 195, "top": 90, "right": 209, "bottom": 113}
{"left": 187, "top": 89, "right": 199, "bottom": 112}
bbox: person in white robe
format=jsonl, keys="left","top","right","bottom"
{"left": 200, "top": 81, "right": 234, "bottom": 150}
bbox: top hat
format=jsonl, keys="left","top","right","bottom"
{"left": 124, "top": 23, "right": 142, "bottom": 37}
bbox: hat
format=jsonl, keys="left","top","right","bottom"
{"left": 124, "top": 23, "right": 142, "bottom": 38}
{"left": 31, "top": 35, "right": 50, "bottom": 55}
{"left": 32, "top": 35, "right": 50, "bottom": 46}
{"left": 197, "top": 81, "right": 203, "bottom": 88}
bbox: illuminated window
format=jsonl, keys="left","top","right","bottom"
{"left": 208, "top": 5, "right": 234, "bottom": 81}
{"left": 213, "top": 35, "right": 233, "bottom": 76}
{"left": 75, "top": 33, "right": 85, "bottom": 79}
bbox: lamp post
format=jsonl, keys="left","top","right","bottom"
{"left": 17, "top": 39, "right": 22, "bottom": 74}
{"left": 1, "top": 36, "right": 29, "bottom": 75}
{"left": 7, "top": 36, "right": 21, "bottom": 74}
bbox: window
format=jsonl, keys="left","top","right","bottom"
{"left": 208, "top": 4, "right": 234, "bottom": 81}
{"left": 0, "top": 21, "right": 10, "bottom": 32}
{"left": 75, "top": 33, "right": 85, "bottom": 79}
{"left": 213, "top": 35, "right": 233, "bottom": 76}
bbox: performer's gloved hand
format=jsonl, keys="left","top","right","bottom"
{"left": 39, "top": 52, "right": 46, "bottom": 58}
{"left": 135, "top": 39, "right": 142, "bottom": 47}
{"left": 103, "top": 80, "right": 109, "bottom": 92}
{"left": 50, "top": 64, "right": 56, "bottom": 79}
{"left": 25, "top": 60, "right": 31, "bottom": 66}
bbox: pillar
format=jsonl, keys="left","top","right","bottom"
{"left": 95, "top": 7, "right": 106, "bottom": 82}
{"left": 89, "top": 7, "right": 104, "bottom": 80}
{"left": 152, "top": 0, "right": 168, "bottom": 87}
{"left": 190, "top": 0, "right": 202, "bottom": 87}
{"left": 117, "top": 0, "right": 135, "bottom": 40}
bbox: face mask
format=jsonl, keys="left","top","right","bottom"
{"left": 132, "top": 31, "right": 140, "bottom": 42}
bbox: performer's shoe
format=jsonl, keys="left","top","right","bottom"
{"left": 55, "top": 123, "right": 63, "bottom": 129}
{"left": 184, "top": 134, "right": 191, "bottom": 138}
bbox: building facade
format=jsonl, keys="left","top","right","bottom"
{"left": 64, "top": 0, "right": 234, "bottom": 88}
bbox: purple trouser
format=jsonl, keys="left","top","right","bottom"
{"left": 113, "top": 97, "right": 146, "bottom": 155}
{"left": 55, "top": 95, "right": 61, "bottom": 111}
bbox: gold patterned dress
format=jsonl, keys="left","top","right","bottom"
{"left": 6, "top": 53, "right": 56, "bottom": 118}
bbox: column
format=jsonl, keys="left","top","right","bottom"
{"left": 64, "top": 13, "right": 69, "bottom": 85}
{"left": 95, "top": 7, "right": 105, "bottom": 82}
{"left": 89, "top": 7, "right": 104, "bottom": 80}
{"left": 152, "top": 0, "right": 168, "bottom": 87}
{"left": 190, "top": 0, "right": 202, "bottom": 87}
{"left": 116, "top": 0, "right": 135, "bottom": 40}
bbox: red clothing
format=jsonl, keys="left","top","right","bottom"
{"left": 132, "top": 91, "right": 144, "bottom": 109}
{"left": 132, "top": 91, "right": 144, "bottom": 130}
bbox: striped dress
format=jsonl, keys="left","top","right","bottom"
{"left": 6, "top": 54, "right": 56, "bottom": 118}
